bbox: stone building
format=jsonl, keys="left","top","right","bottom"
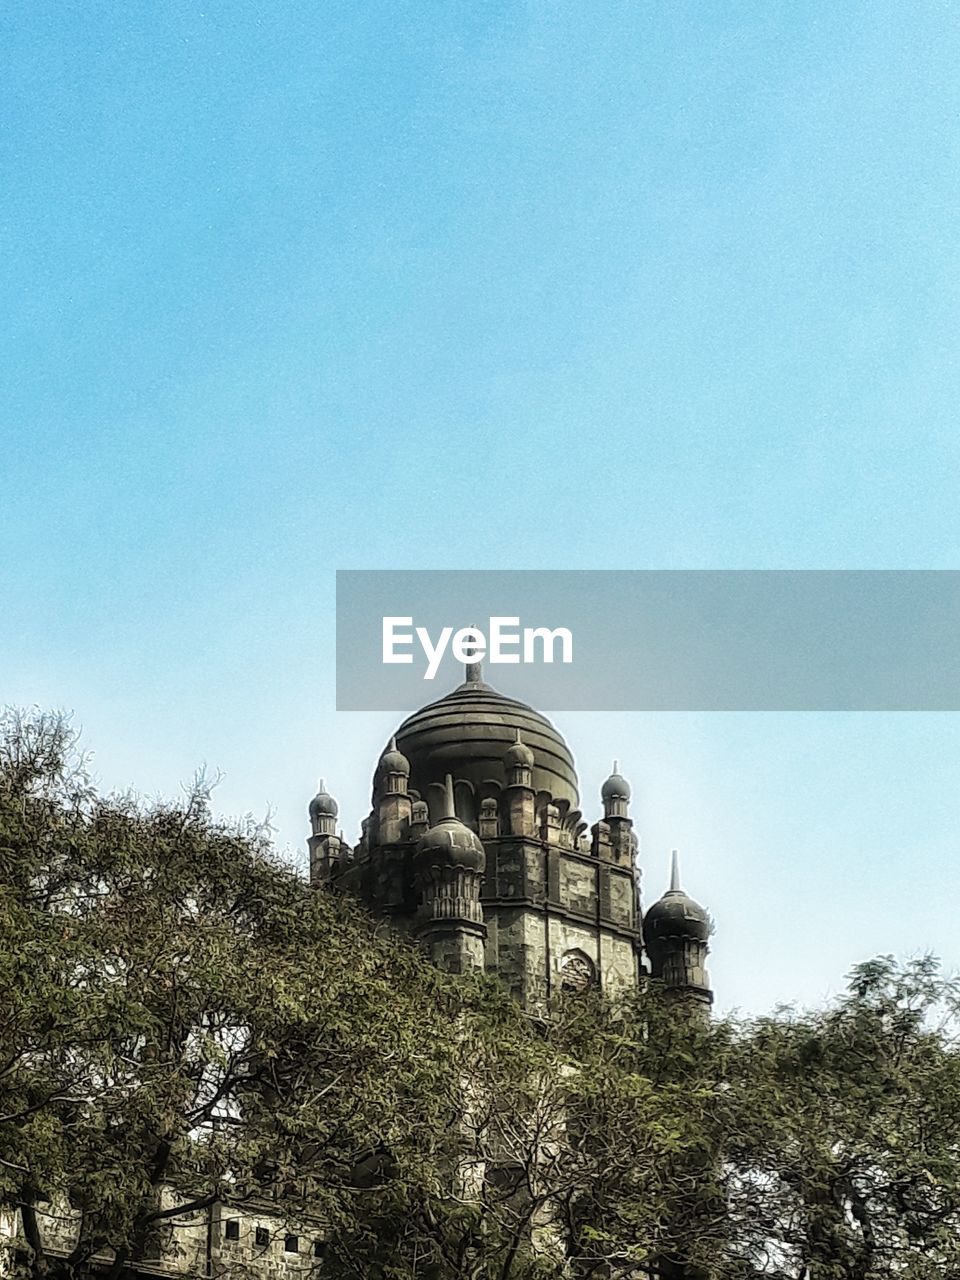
{"left": 310, "top": 662, "right": 714, "bottom": 1011}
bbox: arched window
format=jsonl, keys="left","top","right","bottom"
{"left": 559, "top": 949, "right": 596, "bottom": 993}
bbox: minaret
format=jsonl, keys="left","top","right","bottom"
{"left": 642, "top": 851, "right": 713, "bottom": 1012}
{"left": 503, "top": 730, "right": 536, "bottom": 837}
{"left": 412, "top": 774, "right": 487, "bottom": 974}
{"left": 374, "top": 736, "right": 412, "bottom": 845}
{"left": 308, "top": 780, "right": 343, "bottom": 884}
{"left": 599, "top": 760, "right": 638, "bottom": 868}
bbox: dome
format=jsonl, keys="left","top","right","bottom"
{"left": 503, "top": 730, "right": 535, "bottom": 770}
{"left": 601, "top": 761, "right": 631, "bottom": 802}
{"left": 392, "top": 669, "right": 579, "bottom": 810}
{"left": 378, "top": 736, "right": 411, "bottom": 776}
{"left": 643, "top": 892, "right": 711, "bottom": 944}
{"left": 643, "top": 852, "right": 710, "bottom": 944}
{"left": 309, "top": 780, "right": 338, "bottom": 819}
{"left": 417, "top": 816, "right": 486, "bottom": 873}
{"left": 416, "top": 773, "right": 486, "bottom": 872}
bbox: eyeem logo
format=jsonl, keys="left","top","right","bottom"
{"left": 383, "top": 616, "right": 574, "bottom": 680}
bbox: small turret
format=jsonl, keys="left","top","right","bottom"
{"left": 643, "top": 850, "right": 712, "bottom": 1011}
{"left": 504, "top": 729, "right": 534, "bottom": 785}
{"left": 601, "top": 760, "right": 631, "bottom": 819}
{"left": 309, "top": 779, "right": 338, "bottom": 836}
{"left": 377, "top": 736, "right": 410, "bottom": 791}
{"left": 376, "top": 737, "right": 412, "bottom": 844}
{"left": 504, "top": 731, "right": 536, "bottom": 837}
{"left": 598, "top": 760, "right": 637, "bottom": 867}
{"left": 412, "top": 775, "right": 487, "bottom": 974}
{"left": 308, "top": 780, "right": 343, "bottom": 884}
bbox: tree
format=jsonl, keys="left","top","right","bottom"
{"left": 0, "top": 709, "right": 465, "bottom": 1279}
{"left": 337, "top": 961, "right": 960, "bottom": 1280}
{"left": 6, "top": 707, "right": 960, "bottom": 1280}
{"left": 318, "top": 983, "right": 729, "bottom": 1280}
{"left": 719, "top": 954, "right": 960, "bottom": 1280}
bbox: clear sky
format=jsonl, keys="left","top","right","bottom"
{"left": 2, "top": 1, "right": 959, "bottom": 1014}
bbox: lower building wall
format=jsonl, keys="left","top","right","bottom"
{"left": 0, "top": 1193, "right": 325, "bottom": 1278}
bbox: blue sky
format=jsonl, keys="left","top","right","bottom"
{"left": 2, "top": 1, "right": 959, "bottom": 1013}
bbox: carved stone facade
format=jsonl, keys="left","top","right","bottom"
{"left": 310, "top": 667, "right": 714, "bottom": 1011}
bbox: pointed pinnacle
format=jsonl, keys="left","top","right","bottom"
{"left": 669, "top": 848, "right": 681, "bottom": 893}
{"left": 465, "top": 622, "right": 483, "bottom": 682}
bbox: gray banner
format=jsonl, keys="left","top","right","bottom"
{"left": 335, "top": 570, "right": 960, "bottom": 712}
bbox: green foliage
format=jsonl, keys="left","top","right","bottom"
{"left": 0, "top": 709, "right": 464, "bottom": 1279}
{"left": 4, "top": 708, "right": 960, "bottom": 1280}
{"left": 717, "top": 955, "right": 960, "bottom": 1280}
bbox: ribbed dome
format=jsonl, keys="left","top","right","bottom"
{"left": 309, "top": 780, "right": 338, "bottom": 819}
{"left": 643, "top": 891, "right": 711, "bottom": 944}
{"left": 393, "top": 671, "right": 579, "bottom": 811}
{"left": 415, "top": 772, "right": 486, "bottom": 872}
{"left": 643, "top": 852, "right": 710, "bottom": 944}
{"left": 601, "top": 762, "right": 631, "bottom": 802}
{"left": 378, "top": 736, "right": 410, "bottom": 776}
{"left": 417, "top": 816, "right": 486, "bottom": 873}
{"left": 504, "top": 731, "right": 535, "bottom": 770}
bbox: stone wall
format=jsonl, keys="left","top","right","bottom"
{"left": 0, "top": 1194, "right": 325, "bottom": 1279}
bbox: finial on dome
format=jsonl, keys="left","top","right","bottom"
{"left": 442, "top": 773, "right": 455, "bottom": 819}
{"left": 464, "top": 622, "right": 483, "bottom": 684}
{"left": 601, "top": 763, "right": 631, "bottom": 804}
{"left": 670, "top": 848, "right": 681, "bottom": 893}
{"left": 504, "top": 728, "right": 535, "bottom": 771}
{"left": 309, "top": 778, "right": 338, "bottom": 823}
{"left": 379, "top": 736, "right": 410, "bottom": 778}
{"left": 415, "top": 772, "right": 485, "bottom": 872}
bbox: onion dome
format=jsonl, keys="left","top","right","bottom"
{"left": 379, "top": 736, "right": 411, "bottom": 776}
{"left": 392, "top": 663, "right": 578, "bottom": 809}
{"left": 504, "top": 729, "right": 535, "bottom": 770}
{"left": 601, "top": 761, "right": 631, "bottom": 803}
{"left": 643, "top": 851, "right": 710, "bottom": 944}
{"left": 309, "top": 779, "right": 338, "bottom": 820}
{"left": 416, "top": 775, "right": 486, "bottom": 873}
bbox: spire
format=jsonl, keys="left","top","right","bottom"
{"left": 465, "top": 622, "right": 483, "bottom": 684}
{"left": 442, "top": 773, "right": 455, "bottom": 819}
{"left": 309, "top": 779, "right": 337, "bottom": 816}
{"left": 670, "top": 848, "right": 681, "bottom": 893}
{"left": 613, "top": 759, "right": 619, "bottom": 773}
{"left": 389, "top": 735, "right": 397, "bottom": 751}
